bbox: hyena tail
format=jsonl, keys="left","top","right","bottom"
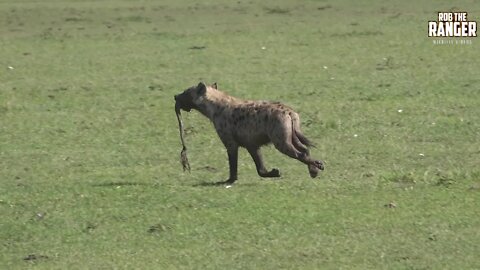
{"left": 291, "top": 113, "right": 315, "bottom": 149}
{"left": 295, "top": 130, "right": 315, "bottom": 148}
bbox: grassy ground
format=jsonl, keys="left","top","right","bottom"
{"left": 1, "top": 0, "right": 479, "bottom": 269}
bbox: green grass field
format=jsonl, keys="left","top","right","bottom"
{"left": 1, "top": 0, "right": 479, "bottom": 269}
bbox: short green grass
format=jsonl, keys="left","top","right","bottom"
{"left": 1, "top": 0, "right": 479, "bottom": 269}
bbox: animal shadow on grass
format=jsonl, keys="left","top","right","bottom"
{"left": 192, "top": 181, "right": 231, "bottom": 187}
{"left": 192, "top": 180, "right": 264, "bottom": 188}
{"left": 91, "top": 181, "right": 151, "bottom": 188}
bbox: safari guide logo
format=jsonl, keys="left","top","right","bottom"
{"left": 429, "top": 11, "right": 477, "bottom": 45}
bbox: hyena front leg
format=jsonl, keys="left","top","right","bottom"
{"left": 247, "top": 147, "right": 281, "bottom": 178}
{"left": 225, "top": 146, "right": 239, "bottom": 184}
{"left": 216, "top": 130, "right": 240, "bottom": 185}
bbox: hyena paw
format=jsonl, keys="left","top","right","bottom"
{"left": 218, "top": 178, "right": 237, "bottom": 185}
{"left": 269, "top": 168, "right": 281, "bottom": 177}
{"left": 308, "top": 160, "right": 324, "bottom": 178}
{"left": 314, "top": 160, "right": 325, "bottom": 171}
{"left": 260, "top": 168, "right": 281, "bottom": 178}
{"left": 308, "top": 165, "right": 319, "bottom": 178}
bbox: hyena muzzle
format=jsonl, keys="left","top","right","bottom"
{"left": 174, "top": 82, "right": 324, "bottom": 185}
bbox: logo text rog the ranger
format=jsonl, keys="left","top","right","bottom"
{"left": 428, "top": 12, "right": 477, "bottom": 37}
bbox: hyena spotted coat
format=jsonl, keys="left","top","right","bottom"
{"left": 174, "top": 82, "right": 324, "bottom": 184}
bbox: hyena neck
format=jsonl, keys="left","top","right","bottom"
{"left": 197, "top": 91, "right": 242, "bottom": 120}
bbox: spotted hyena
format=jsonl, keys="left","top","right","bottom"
{"left": 174, "top": 82, "right": 324, "bottom": 184}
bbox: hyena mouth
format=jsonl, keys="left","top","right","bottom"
{"left": 175, "top": 101, "right": 192, "bottom": 112}
{"left": 174, "top": 95, "right": 193, "bottom": 112}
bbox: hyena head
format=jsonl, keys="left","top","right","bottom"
{"left": 174, "top": 82, "right": 216, "bottom": 112}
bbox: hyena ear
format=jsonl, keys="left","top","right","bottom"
{"left": 212, "top": 82, "right": 218, "bottom": 89}
{"left": 197, "top": 82, "right": 207, "bottom": 96}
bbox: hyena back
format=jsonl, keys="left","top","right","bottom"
{"left": 174, "top": 82, "right": 324, "bottom": 184}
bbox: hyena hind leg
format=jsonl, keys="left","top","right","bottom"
{"left": 273, "top": 139, "right": 324, "bottom": 178}
{"left": 291, "top": 131, "right": 309, "bottom": 154}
